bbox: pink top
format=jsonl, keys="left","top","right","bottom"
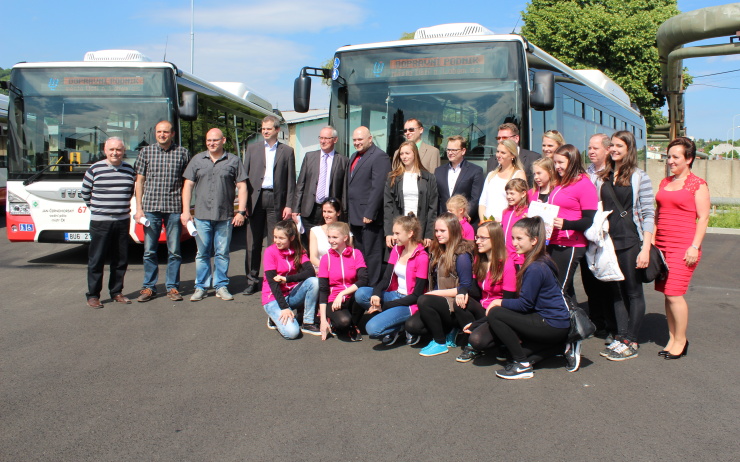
{"left": 385, "top": 243, "right": 429, "bottom": 314}
{"left": 477, "top": 269, "right": 504, "bottom": 308}
{"left": 460, "top": 218, "right": 475, "bottom": 240}
{"left": 548, "top": 174, "right": 598, "bottom": 247}
{"left": 501, "top": 206, "right": 528, "bottom": 292}
{"left": 261, "top": 244, "right": 310, "bottom": 305}
{"left": 528, "top": 188, "right": 543, "bottom": 203}
{"left": 318, "top": 246, "right": 366, "bottom": 303}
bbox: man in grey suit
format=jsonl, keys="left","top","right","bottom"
{"left": 486, "top": 123, "right": 541, "bottom": 187}
{"left": 292, "top": 126, "right": 348, "bottom": 244}
{"left": 243, "top": 115, "right": 296, "bottom": 295}
{"left": 346, "top": 126, "right": 391, "bottom": 287}
{"left": 394, "top": 118, "right": 440, "bottom": 173}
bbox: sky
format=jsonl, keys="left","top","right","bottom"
{"left": 1, "top": 0, "right": 738, "bottom": 141}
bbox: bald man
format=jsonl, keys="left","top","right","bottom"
{"left": 346, "top": 126, "right": 391, "bottom": 286}
{"left": 182, "top": 128, "right": 247, "bottom": 302}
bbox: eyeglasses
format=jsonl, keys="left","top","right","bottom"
{"left": 475, "top": 235, "right": 491, "bottom": 241}
{"left": 403, "top": 128, "right": 418, "bottom": 133}
{"left": 318, "top": 137, "right": 336, "bottom": 141}
{"left": 496, "top": 135, "right": 513, "bottom": 141}
{"left": 446, "top": 149, "right": 463, "bottom": 154}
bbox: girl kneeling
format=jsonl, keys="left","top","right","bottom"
{"left": 487, "top": 217, "right": 572, "bottom": 379}
{"left": 355, "top": 215, "right": 429, "bottom": 346}
{"left": 262, "top": 220, "right": 320, "bottom": 339}
{"left": 318, "top": 222, "right": 367, "bottom": 341}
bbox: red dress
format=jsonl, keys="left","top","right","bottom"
{"left": 654, "top": 173, "right": 707, "bottom": 296}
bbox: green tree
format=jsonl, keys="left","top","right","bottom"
{"left": 521, "top": 0, "right": 681, "bottom": 131}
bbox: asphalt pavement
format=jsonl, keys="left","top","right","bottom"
{"left": 1, "top": 219, "right": 738, "bottom": 461}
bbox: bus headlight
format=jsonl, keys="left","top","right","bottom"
{"left": 8, "top": 192, "right": 31, "bottom": 215}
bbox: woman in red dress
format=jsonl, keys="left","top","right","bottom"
{"left": 654, "top": 137, "right": 710, "bottom": 360}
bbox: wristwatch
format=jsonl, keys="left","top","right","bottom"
{"left": 690, "top": 244, "right": 699, "bottom": 250}
{"left": 237, "top": 210, "right": 247, "bottom": 216}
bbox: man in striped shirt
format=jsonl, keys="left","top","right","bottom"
{"left": 81, "top": 137, "right": 136, "bottom": 308}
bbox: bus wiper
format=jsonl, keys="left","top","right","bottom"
{"left": 23, "top": 163, "right": 91, "bottom": 186}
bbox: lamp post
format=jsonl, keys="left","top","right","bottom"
{"left": 190, "top": 0, "right": 194, "bottom": 73}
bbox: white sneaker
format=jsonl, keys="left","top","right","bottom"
{"left": 215, "top": 287, "right": 234, "bottom": 301}
{"left": 190, "top": 288, "right": 207, "bottom": 302}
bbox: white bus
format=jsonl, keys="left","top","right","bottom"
{"left": 4, "top": 50, "right": 276, "bottom": 243}
{"left": 0, "top": 94, "right": 8, "bottom": 207}
{"left": 294, "top": 23, "right": 646, "bottom": 166}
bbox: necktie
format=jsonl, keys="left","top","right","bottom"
{"left": 316, "top": 153, "right": 328, "bottom": 203}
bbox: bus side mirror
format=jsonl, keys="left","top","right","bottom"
{"left": 179, "top": 91, "right": 198, "bottom": 121}
{"left": 294, "top": 74, "right": 312, "bottom": 113}
{"left": 530, "top": 71, "right": 554, "bottom": 111}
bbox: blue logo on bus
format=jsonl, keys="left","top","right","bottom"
{"left": 20, "top": 224, "right": 34, "bottom": 232}
{"left": 332, "top": 69, "right": 339, "bottom": 81}
{"left": 373, "top": 62, "right": 384, "bottom": 77}
{"left": 333, "top": 57, "right": 340, "bottom": 69}
{"left": 48, "top": 78, "right": 59, "bottom": 91}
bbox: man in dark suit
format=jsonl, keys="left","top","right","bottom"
{"left": 346, "top": 126, "right": 391, "bottom": 287}
{"left": 292, "top": 126, "right": 348, "bottom": 245}
{"left": 434, "top": 135, "right": 484, "bottom": 224}
{"left": 243, "top": 115, "right": 296, "bottom": 295}
{"left": 486, "top": 123, "right": 541, "bottom": 187}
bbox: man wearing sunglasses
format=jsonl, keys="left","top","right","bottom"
{"left": 395, "top": 118, "right": 440, "bottom": 172}
{"left": 486, "top": 123, "right": 541, "bottom": 187}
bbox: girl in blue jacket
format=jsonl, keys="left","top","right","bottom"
{"left": 486, "top": 217, "right": 573, "bottom": 379}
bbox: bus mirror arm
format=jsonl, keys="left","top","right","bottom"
{"left": 179, "top": 91, "right": 198, "bottom": 121}
{"left": 294, "top": 67, "right": 331, "bottom": 113}
{"left": 530, "top": 71, "right": 554, "bottom": 111}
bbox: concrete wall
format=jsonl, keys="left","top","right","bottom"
{"left": 646, "top": 159, "right": 740, "bottom": 202}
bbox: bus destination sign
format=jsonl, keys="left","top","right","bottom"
{"left": 388, "top": 55, "right": 485, "bottom": 78}
{"left": 58, "top": 76, "right": 145, "bottom": 93}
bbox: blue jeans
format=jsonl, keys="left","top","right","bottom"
{"left": 143, "top": 212, "right": 182, "bottom": 292}
{"left": 355, "top": 288, "right": 409, "bottom": 338}
{"left": 193, "top": 218, "right": 233, "bottom": 290}
{"left": 263, "top": 277, "right": 319, "bottom": 339}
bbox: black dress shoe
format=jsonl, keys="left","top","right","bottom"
{"left": 658, "top": 350, "right": 669, "bottom": 356}
{"left": 242, "top": 282, "right": 259, "bottom": 296}
{"left": 664, "top": 341, "right": 689, "bottom": 360}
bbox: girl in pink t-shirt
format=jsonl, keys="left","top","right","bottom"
{"left": 318, "top": 221, "right": 367, "bottom": 341}
{"left": 549, "top": 145, "right": 598, "bottom": 296}
{"left": 501, "top": 178, "right": 530, "bottom": 295}
{"left": 262, "top": 220, "right": 320, "bottom": 340}
{"left": 355, "top": 215, "right": 429, "bottom": 346}
{"left": 528, "top": 157, "right": 556, "bottom": 204}
{"left": 446, "top": 194, "right": 475, "bottom": 241}
{"left": 456, "top": 220, "right": 512, "bottom": 362}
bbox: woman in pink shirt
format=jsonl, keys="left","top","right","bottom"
{"left": 262, "top": 220, "right": 320, "bottom": 340}
{"left": 548, "top": 144, "right": 598, "bottom": 297}
{"left": 318, "top": 221, "right": 368, "bottom": 341}
{"left": 355, "top": 215, "right": 429, "bottom": 346}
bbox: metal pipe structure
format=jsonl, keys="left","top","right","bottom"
{"left": 656, "top": 3, "right": 740, "bottom": 140}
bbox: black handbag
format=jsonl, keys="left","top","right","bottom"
{"left": 639, "top": 244, "right": 669, "bottom": 283}
{"left": 601, "top": 180, "right": 668, "bottom": 283}
{"left": 547, "top": 266, "right": 596, "bottom": 342}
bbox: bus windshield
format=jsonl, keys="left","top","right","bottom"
{"left": 330, "top": 41, "right": 526, "bottom": 162}
{"left": 8, "top": 67, "right": 175, "bottom": 180}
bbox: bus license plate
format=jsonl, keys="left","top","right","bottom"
{"left": 65, "top": 233, "right": 91, "bottom": 242}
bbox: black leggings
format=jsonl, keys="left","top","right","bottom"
{"left": 454, "top": 298, "right": 487, "bottom": 347}
{"left": 547, "top": 244, "right": 586, "bottom": 300}
{"left": 613, "top": 243, "right": 646, "bottom": 343}
{"left": 580, "top": 260, "right": 616, "bottom": 333}
{"left": 467, "top": 293, "right": 517, "bottom": 351}
{"left": 488, "top": 307, "right": 569, "bottom": 363}
{"left": 327, "top": 297, "right": 354, "bottom": 332}
{"left": 407, "top": 294, "right": 455, "bottom": 344}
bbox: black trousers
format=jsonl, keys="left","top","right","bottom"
{"left": 327, "top": 297, "right": 354, "bottom": 332}
{"left": 613, "top": 242, "right": 646, "bottom": 343}
{"left": 350, "top": 221, "right": 384, "bottom": 287}
{"left": 453, "top": 297, "right": 486, "bottom": 346}
{"left": 580, "top": 260, "right": 616, "bottom": 333}
{"left": 411, "top": 294, "right": 456, "bottom": 344}
{"left": 298, "top": 203, "right": 323, "bottom": 249}
{"left": 488, "top": 307, "right": 569, "bottom": 364}
{"left": 87, "top": 219, "right": 130, "bottom": 300}
{"left": 246, "top": 190, "right": 278, "bottom": 283}
{"left": 547, "top": 244, "right": 587, "bottom": 301}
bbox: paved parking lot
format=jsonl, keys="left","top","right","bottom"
{"left": 1, "top": 220, "right": 738, "bottom": 461}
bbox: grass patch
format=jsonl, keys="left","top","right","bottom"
{"left": 709, "top": 206, "right": 740, "bottom": 229}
